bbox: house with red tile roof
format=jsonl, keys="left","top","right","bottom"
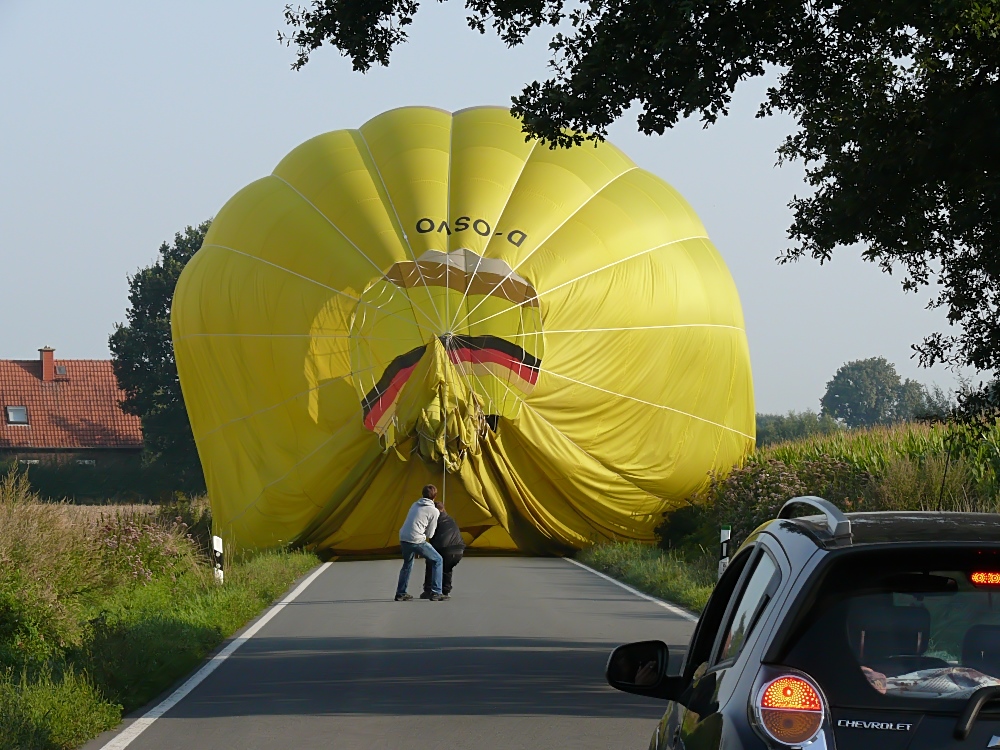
{"left": 0, "top": 347, "right": 143, "bottom": 465}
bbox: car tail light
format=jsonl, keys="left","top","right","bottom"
{"left": 755, "top": 674, "right": 824, "bottom": 746}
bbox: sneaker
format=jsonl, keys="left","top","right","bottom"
{"left": 429, "top": 593, "right": 450, "bottom": 601}
{"left": 419, "top": 591, "right": 432, "bottom": 599}
{"left": 394, "top": 593, "right": 413, "bottom": 601}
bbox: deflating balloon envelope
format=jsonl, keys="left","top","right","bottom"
{"left": 171, "top": 106, "right": 755, "bottom": 554}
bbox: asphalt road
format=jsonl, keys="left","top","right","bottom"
{"left": 86, "top": 557, "right": 696, "bottom": 750}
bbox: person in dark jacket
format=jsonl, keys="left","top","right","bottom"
{"left": 421, "top": 500, "right": 465, "bottom": 598}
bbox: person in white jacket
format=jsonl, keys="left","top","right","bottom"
{"left": 395, "top": 485, "right": 447, "bottom": 601}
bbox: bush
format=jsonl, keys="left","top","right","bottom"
{"left": 602, "top": 421, "right": 1000, "bottom": 616}
{"left": 0, "top": 457, "right": 187, "bottom": 503}
{"left": 658, "top": 455, "right": 875, "bottom": 550}
{"left": 654, "top": 504, "right": 717, "bottom": 558}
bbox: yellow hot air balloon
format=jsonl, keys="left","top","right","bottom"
{"left": 172, "top": 106, "right": 755, "bottom": 555}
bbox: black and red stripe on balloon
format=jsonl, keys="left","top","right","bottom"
{"left": 360, "top": 335, "right": 540, "bottom": 431}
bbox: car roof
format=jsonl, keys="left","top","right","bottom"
{"left": 846, "top": 511, "right": 1000, "bottom": 544}
{"left": 766, "top": 510, "right": 1000, "bottom": 549}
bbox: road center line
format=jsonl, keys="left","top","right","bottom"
{"left": 99, "top": 562, "right": 333, "bottom": 750}
{"left": 563, "top": 557, "right": 699, "bottom": 622}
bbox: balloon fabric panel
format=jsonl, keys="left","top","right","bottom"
{"left": 172, "top": 105, "right": 755, "bottom": 554}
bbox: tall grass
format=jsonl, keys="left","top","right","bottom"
{"left": 0, "top": 668, "right": 120, "bottom": 750}
{"left": 0, "top": 470, "right": 319, "bottom": 750}
{"left": 577, "top": 542, "right": 715, "bottom": 613}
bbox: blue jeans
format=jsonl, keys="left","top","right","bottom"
{"left": 397, "top": 541, "right": 442, "bottom": 596}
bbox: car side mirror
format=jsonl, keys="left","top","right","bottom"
{"left": 606, "top": 640, "right": 687, "bottom": 701}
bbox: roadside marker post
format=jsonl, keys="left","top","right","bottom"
{"left": 212, "top": 535, "right": 224, "bottom": 584}
{"left": 718, "top": 525, "right": 731, "bottom": 580}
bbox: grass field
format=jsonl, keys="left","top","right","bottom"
{"left": 0, "top": 471, "right": 319, "bottom": 750}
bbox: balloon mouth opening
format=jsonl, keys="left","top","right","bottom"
{"left": 349, "top": 248, "right": 544, "bottom": 463}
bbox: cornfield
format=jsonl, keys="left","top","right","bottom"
{"left": 755, "top": 420, "right": 1000, "bottom": 491}
{"left": 663, "top": 420, "right": 1000, "bottom": 551}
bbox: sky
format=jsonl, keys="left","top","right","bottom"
{"left": 0, "top": 2, "right": 969, "bottom": 413}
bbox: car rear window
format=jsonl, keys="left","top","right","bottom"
{"left": 779, "top": 547, "right": 1000, "bottom": 708}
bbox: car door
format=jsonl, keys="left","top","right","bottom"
{"left": 651, "top": 545, "right": 753, "bottom": 750}
{"left": 657, "top": 543, "right": 783, "bottom": 750}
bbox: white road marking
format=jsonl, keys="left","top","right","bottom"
{"left": 564, "top": 557, "right": 699, "bottom": 622}
{"left": 99, "top": 562, "right": 333, "bottom": 749}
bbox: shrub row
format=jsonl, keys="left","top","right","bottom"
{"left": 659, "top": 421, "right": 1000, "bottom": 552}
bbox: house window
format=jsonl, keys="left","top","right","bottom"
{"left": 76, "top": 459, "right": 96, "bottom": 466}
{"left": 5, "top": 406, "right": 28, "bottom": 424}
{"left": 55, "top": 365, "right": 68, "bottom": 376}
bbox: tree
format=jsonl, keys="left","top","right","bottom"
{"left": 109, "top": 222, "right": 210, "bottom": 492}
{"left": 281, "top": 1, "right": 1000, "bottom": 394}
{"left": 895, "top": 378, "right": 933, "bottom": 423}
{"left": 820, "top": 357, "right": 939, "bottom": 428}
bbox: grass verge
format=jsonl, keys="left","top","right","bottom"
{"left": 0, "top": 471, "right": 320, "bottom": 750}
{"left": 76, "top": 549, "right": 320, "bottom": 714}
{"left": 1, "top": 549, "right": 319, "bottom": 749}
{"left": 576, "top": 541, "right": 715, "bottom": 614}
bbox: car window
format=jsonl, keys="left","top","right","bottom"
{"left": 684, "top": 547, "right": 755, "bottom": 676}
{"left": 716, "top": 551, "right": 779, "bottom": 664}
{"left": 781, "top": 547, "right": 1000, "bottom": 708}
